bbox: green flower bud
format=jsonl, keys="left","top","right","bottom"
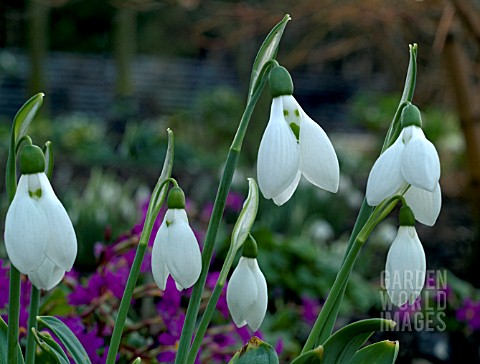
{"left": 167, "top": 186, "right": 186, "bottom": 209}
{"left": 20, "top": 144, "right": 45, "bottom": 175}
{"left": 400, "top": 103, "right": 422, "bottom": 129}
{"left": 399, "top": 205, "right": 415, "bottom": 226}
{"left": 241, "top": 235, "right": 258, "bottom": 259}
{"left": 269, "top": 66, "right": 294, "bottom": 98}
{"left": 228, "top": 337, "right": 279, "bottom": 364}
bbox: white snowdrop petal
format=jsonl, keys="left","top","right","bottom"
{"left": 401, "top": 126, "right": 440, "bottom": 192}
{"left": 166, "top": 218, "right": 201, "bottom": 291}
{"left": 366, "top": 137, "right": 405, "bottom": 206}
{"left": 245, "top": 259, "right": 268, "bottom": 331}
{"left": 4, "top": 175, "right": 48, "bottom": 274}
{"left": 385, "top": 226, "right": 426, "bottom": 306}
{"left": 404, "top": 183, "right": 442, "bottom": 226}
{"left": 257, "top": 97, "right": 300, "bottom": 200}
{"left": 227, "top": 257, "right": 258, "bottom": 328}
{"left": 28, "top": 257, "right": 65, "bottom": 290}
{"left": 38, "top": 174, "right": 77, "bottom": 271}
{"left": 299, "top": 115, "right": 339, "bottom": 193}
{"left": 151, "top": 221, "right": 169, "bottom": 290}
{"left": 272, "top": 171, "right": 301, "bottom": 206}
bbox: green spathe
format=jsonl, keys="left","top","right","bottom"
{"left": 20, "top": 145, "right": 45, "bottom": 175}
{"left": 269, "top": 66, "right": 294, "bottom": 98}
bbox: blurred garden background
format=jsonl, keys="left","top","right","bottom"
{"left": 1, "top": 0, "right": 480, "bottom": 363}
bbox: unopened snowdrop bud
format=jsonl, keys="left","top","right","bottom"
{"left": 229, "top": 337, "right": 279, "bottom": 364}
{"left": 257, "top": 66, "right": 339, "bottom": 206}
{"left": 384, "top": 205, "right": 426, "bottom": 307}
{"left": 151, "top": 185, "right": 201, "bottom": 291}
{"left": 4, "top": 145, "right": 77, "bottom": 290}
{"left": 366, "top": 103, "right": 441, "bottom": 226}
{"left": 227, "top": 235, "right": 267, "bottom": 331}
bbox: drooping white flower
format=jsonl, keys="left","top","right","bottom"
{"left": 366, "top": 104, "right": 441, "bottom": 225}
{"left": 384, "top": 225, "right": 426, "bottom": 307}
{"left": 227, "top": 256, "right": 267, "bottom": 331}
{"left": 151, "top": 187, "right": 201, "bottom": 291}
{"left": 5, "top": 169, "right": 77, "bottom": 290}
{"left": 257, "top": 66, "right": 339, "bottom": 206}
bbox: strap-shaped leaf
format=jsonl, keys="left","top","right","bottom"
{"left": 37, "top": 316, "right": 92, "bottom": 364}
{"left": 350, "top": 340, "right": 399, "bottom": 364}
{"left": 32, "top": 328, "right": 70, "bottom": 364}
{"left": 247, "top": 14, "right": 291, "bottom": 102}
{"left": 13, "top": 93, "right": 44, "bottom": 145}
{"left": 291, "top": 346, "right": 323, "bottom": 364}
{"left": 0, "top": 316, "right": 24, "bottom": 364}
{"left": 321, "top": 318, "right": 395, "bottom": 364}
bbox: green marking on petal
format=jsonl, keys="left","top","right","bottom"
{"left": 294, "top": 109, "right": 300, "bottom": 117}
{"left": 28, "top": 188, "right": 42, "bottom": 199}
{"left": 289, "top": 122, "right": 300, "bottom": 141}
{"left": 283, "top": 109, "right": 289, "bottom": 116}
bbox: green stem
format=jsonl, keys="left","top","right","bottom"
{"left": 105, "top": 223, "right": 153, "bottom": 364}
{"left": 6, "top": 126, "right": 19, "bottom": 364}
{"left": 175, "top": 66, "right": 271, "bottom": 364}
{"left": 302, "top": 237, "right": 364, "bottom": 352}
{"left": 186, "top": 245, "right": 238, "bottom": 364}
{"left": 25, "top": 286, "right": 41, "bottom": 364}
{"left": 7, "top": 267, "right": 21, "bottom": 364}
{"left": 301, "top": 198, "right": 399, "bottom": 352}
{"left": 105, "top": 130, "right": 173, "bottom": 364}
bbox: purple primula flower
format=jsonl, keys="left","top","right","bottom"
{"left": 60, "top": 317, "right": 107, "bottom": 364}
{"left": 206, "top": 272, "right": 229, "bottom": 319}
{"left": 226, "top": 192, "right": 244, "bottom": 213}
{"left": 301, "top": 296, "right": 321, "bottom": 325}
{"left": 456, "top": 298, "right": 480, "bottom": 331}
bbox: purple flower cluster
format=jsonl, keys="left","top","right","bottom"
{"left": 456, "top": 299, "right": 480, "bottom": 331}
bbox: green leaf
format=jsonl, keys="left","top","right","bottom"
{"left": 291, "top": 346, "right": 324, "bottom": 364}
{"left": 350, "top": 340, "right": 399, "bottom": 364}
{"left": 321, "top": 318, "right": 395, "bottom": 364}
{"left": 37, "top": 316, "right": 92, "bottom": 364}
{"left": 231, "top": 178, "right": 259, "bottom": 250}
{"left": 32, "top": 328, "right": 70, "bottom": 364}
{"left": 247, "top": 14, "right": 291, "bottom": 102}
{"left": 0, "top": 316, "right": 25, "bottom": 364}
{"left": 13, "top": 93, "right": 44, "bottom": 145}
{"left": 228, "top": 337, "right": 279, "bottom": 364}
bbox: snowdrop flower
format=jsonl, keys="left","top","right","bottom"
{"left": 366, "top": 103, "right": 441, "bottom": 226}
{"left": 151, "top": 186, "right": 201, "bottom": 291}
{"left": 384, "top": 206, "right": 426, "bottom": 306}
{"left": 257, "top": 66, "right": 339, "bottom": 206}
{"left": 4, "top": 145, "right": 77, "bottom": 290}
{"left": 227, "top": 236, "right": 267, "bottom": 331}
